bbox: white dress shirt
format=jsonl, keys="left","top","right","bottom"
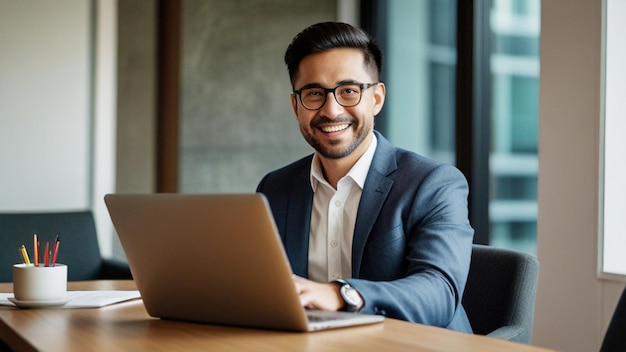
{"left": 307, "top": 134, "right": 378, "bottom": 282}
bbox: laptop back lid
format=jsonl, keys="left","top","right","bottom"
{"left": 104, "top": 193, "right": 310, "bottom": 331}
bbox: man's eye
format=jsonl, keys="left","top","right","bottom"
{"left": 303, "top": 89, "right": 323, "bottom": 97}
{"left": 339, "top": 86, "right": 360, "bottom": 95}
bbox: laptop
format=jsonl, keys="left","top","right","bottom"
{"left": 104, "top": 193, "right": 384, "bottom": 332}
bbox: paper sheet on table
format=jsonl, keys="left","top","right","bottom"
{"left": 0, "top": 290, "right": 141, "bottom": 308}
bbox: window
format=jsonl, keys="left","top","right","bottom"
{"left": 372, "top": 0, "right": 457, "bottom": 164}
{"left": 489, "top": 0, "right": 540, "bottom": 253}
{"left": 600, "top": 0, "right": 626, "bottom": 279}
{"left": 366, "top": 0, "right": 540, "bottom": 253}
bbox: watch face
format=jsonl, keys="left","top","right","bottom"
{"left": 343, "top": 286, "right": 360, "bottom": 304}
{"left": 340, "top": 284, "right": 362, "bottom": 312}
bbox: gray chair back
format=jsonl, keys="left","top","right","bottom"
{"left": 0, "top": 211, "right": 131, "bottom": 282}
{"left": 600, "top": 285, "right": 626, "bottom": 352}
{"left": 462, "top": 244, "right": 539, "bottom": 343}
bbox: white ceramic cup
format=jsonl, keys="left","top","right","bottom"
{"left": 13, "top": 264, "right": 67, "bottom": 301}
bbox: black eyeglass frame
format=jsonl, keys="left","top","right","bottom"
{"left": 292, "top": 82, "right": 379, "bottom": 111}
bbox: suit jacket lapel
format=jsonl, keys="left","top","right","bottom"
{"left": 283, "top": 159, "right": 313, "bottom": 277}
{"left": 352, "top": 131, "right": 396, "bottom": 277}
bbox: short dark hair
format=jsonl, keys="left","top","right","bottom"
{"left": 284, "top": 22, "right": 383, "bottom": 87}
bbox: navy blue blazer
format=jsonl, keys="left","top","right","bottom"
{"left": 257, "top": 131, "right": 474, "bottom": 332}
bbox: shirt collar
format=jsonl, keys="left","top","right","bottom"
{"left": 310, "top": 133, "right": 378, "bottom": 191}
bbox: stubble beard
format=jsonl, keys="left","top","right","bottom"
{"left": 301, "top": 117, "right": 371, "bottom": 160}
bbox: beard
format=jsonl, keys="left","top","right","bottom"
{"left": 300, "top": 115, "right": 372, "bottom": 159}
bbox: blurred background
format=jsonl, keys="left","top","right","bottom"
{"left": 0, "top": 0, "right": 540, "bottom": 259}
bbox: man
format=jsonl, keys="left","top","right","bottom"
{"left": 257, "top": 22, "right": 474, "bottom": 332}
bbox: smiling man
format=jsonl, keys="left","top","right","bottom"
{"left": 256, "top": 22, "right": 475, "bottom": 332}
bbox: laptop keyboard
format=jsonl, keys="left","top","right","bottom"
{"left": 307, "top": 313, "right": 338, "bottom": 322}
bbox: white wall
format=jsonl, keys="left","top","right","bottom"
{"left": 534, "top": 0, "right": 625, "bottom": 350}
{"left": 0, "top": 0, "right": 91, "bottom": 211}
{"left": 0, "top": 0, "right": 119, "bottom": 258}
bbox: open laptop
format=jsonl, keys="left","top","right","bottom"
{"left": 104, "top": 193, "right": 384, "bottom": 332}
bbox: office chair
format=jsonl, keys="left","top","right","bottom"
{"left": 462, "top": 244, "right": 540, "bottom": 344}
{"left": 600, "top": 285, "right": 626, "bottom": 352}
{"left": 0, "top": 211, "right": 132, "bottom": 282}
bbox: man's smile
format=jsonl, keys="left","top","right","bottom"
{"left": 319, "top": 124, "right": 351, "bottom": 133}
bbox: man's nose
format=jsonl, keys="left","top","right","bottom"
{"left": 319, "top": 91, "right": 344, "bottom": 117}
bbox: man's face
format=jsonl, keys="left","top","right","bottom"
{"left": 291, "top": 48, "right": 385, "bottom": 161}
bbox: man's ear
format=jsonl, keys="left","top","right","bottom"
{"left": 373, "top": 82, "right": 386, "bottom": 116}
{"left": 291, "top": 94, "right": 298, "bottom": 118}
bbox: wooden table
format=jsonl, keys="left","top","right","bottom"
{"left": 0, "top": 281, "right": 553, "bottom": 352}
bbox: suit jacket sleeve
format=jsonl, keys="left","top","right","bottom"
{"left": 348, "top": 161, "right": 474, "bottom": 331}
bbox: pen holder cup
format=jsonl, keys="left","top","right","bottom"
{"left": 13, "top": 264, "right": 67, "bottom": 302}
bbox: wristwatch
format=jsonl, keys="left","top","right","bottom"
{"left": 333, "top": 279, "right": 363, "bottom": 312}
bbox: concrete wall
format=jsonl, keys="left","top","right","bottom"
{"left": 179, "top": 0, "right": 336, "bottom": 193}
{"left": 116, "top": 1, "right": 157, "bottom": 195}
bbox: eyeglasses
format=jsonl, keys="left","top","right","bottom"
{"left": 293, "top": 82, "right": 379, "bottom": 110}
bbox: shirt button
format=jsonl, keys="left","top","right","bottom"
{"left": 335, "top": 201, "right": 342, "bottom": 207}
{"left": 330, "top": 240, "right": 338, "bottom": 247}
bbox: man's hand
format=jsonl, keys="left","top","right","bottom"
{"left": 292, "top": 275, "right": 344, "bottom": 311}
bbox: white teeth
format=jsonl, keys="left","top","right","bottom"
{"left": 320, "top": 124, "right": 349, "bottom": 133}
